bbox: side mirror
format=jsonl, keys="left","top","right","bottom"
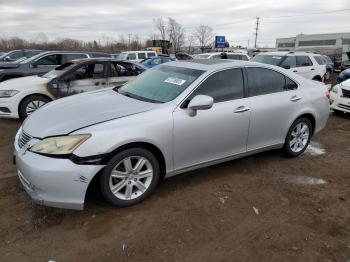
{"left": 282, "top": 65, "right": 291, "bottom": 69}
{"left": 30, "top": 63, "right": 38, "bottom": 68}
{"left": 187, "top": 95, "right": 214, "bottom": 116}
{"left": 4, "top": 56, "right": 11, "bottom": 62}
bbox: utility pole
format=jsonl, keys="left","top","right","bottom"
{"left": 128, "top": 34, "right": 132, "bottom": 50}
{"left": 254, "top": 17, "right": 260, "bottom": 48}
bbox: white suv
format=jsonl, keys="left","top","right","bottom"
{"left": 194, "top": 52, "right": 250, "bottom": 61}
{"left": 252, "top": 52, "right": 326, "bottom": 81}
{"left": 330, "top": 79, "right": 350, "bottom": 114}
{"left": 119, "top": 51, "right": 157, "bottom": 62}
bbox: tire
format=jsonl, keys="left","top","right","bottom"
{"left": 312, "top": 76, "right": 322, "bottom": 82}
{"left": 100, "top": 148, "right": 160, "bottom": 207}
{"left": 284, "top": 117, "right": 313, "bottom": 157}
{"left": 333, "top": 109, "right": 344, "bottom": 116}
{"left": 19, "top": 95, "right": 51, "bottom": 120}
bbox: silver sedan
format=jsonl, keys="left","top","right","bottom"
{"left": 14, "top": 59, "right": 330, "bottom": 209}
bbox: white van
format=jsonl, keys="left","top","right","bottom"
{"left": 119, "top": 51, "right": 157, "bottom": 62}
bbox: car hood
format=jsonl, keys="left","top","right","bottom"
{"left": 22, "top": 88, "right": 158, "bottom": 138}
{"left": 340, "top": 79, "right": 350, "bottom": 88}
{"left": 0, "top": 75, "right": 50, "bottom": 90}
{"left": 0, "top": 62, "right": 20, "bottom": 69}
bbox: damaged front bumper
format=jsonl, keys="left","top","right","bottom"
{"left": 14, "top": 133, "right": 104, "bottom": 210}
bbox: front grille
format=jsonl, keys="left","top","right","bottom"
{"left": 338, "top": 104, "right": 350, "bottom": 110}
{"left": 341, "top": 88, "right": 350, "bottom": 98}
{"left": 18, "top": 130, "right": 32, "bottom": 148}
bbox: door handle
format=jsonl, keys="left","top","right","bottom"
{"left": 101, "top": 82, "right": 106, "bottom": 85}
{"left": 95, "top": 82, "right": 100, "bottom": 86}
{"left": 290, "top": 95, "right": 301, "bottom": 102}
{"left": 234, "top": 106, "right": 250, "bottom": 113}
{"left": 311, "top": 68, "right": 315, "bottom": 71}
{"left": 293, "top": 70, "right": 298, "bottom": 73}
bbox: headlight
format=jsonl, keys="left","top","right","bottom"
{"left": 30, "top": 134, "right": 91, "bottom": 155}
{"left": 331, "top": 85, "right": 339, "bottom": 94}
{"left": 0, "top": 90, "right": 19, "bottom": 98}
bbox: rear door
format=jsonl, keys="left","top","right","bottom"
{"left": 245, "top": 67, "right": 301, "bottom": 150}
{"left": 295, "top": 56, "right": 314, "bottom": 79}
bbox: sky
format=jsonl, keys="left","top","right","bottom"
{"left": 0, "top": 0, "right": 349, "bottom": 47}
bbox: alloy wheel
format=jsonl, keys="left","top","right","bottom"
{"left": 289, "top": 122, "right": 310, "bottom": 153}
{"left": 25, "top": 100, "right": 46, "bottom": 115}
{"left": 109, "top": 156, "right": 153, "bottom": 200}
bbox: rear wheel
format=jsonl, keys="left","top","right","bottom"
{"left": 284, "top": 118, "right": 312, "bottom": 157}
{"left": 100, "top": 148, "right": 160, "bottom": 207}
{"left": 19, "top": 95, "right": 50, "bottom": 119}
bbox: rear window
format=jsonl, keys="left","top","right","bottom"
{"left": 127, "top": 53, "right": 136, "bottom": 60}
{"left": 138, "top": 53, "right": 146, "bottom": 59}
{"left": 314, "top": 56, "right": 325, "bottom": 65}
{"left": 147, "top": 52, "right": 156, "bottom": 58}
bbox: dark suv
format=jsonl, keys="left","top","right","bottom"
{"left": 0, "top": 50, "right": 42, "bottom": 62}
{"left": 0, "top": 51, "right": 111, "bottom": 82}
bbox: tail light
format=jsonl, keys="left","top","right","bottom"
{"left": 325, "top": 91, "right": 330, "bottom": 100}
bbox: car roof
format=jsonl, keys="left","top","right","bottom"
{"left": 258, "top": 51, "right": 321, "bottom": 56}
{"left": 70, "top": 57, "right": 144, "bottom": 64}
{"left": 166, "top": 59, "right": 257, "bottom": 71}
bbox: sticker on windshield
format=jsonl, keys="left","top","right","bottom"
{"left": 272, "top": 56, "right": 282, "bottom": 59}
{"left": 164, "top": 77, "right": 186, "bottom": 86}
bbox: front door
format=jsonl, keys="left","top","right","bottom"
{"left": 294, "top": 56, "right": 314, "bottom": 79}
{"left": 173, "top": 68, "right": 250, "bottom": 171}
{"left": 31, "top": 54, "right": 62, "bottom": 76}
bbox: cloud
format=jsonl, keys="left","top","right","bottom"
{"left": 0, "top": 0, "right": 349, "bottom": 47}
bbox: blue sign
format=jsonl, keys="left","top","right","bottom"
{"left": 215, "top": 36, "right": 226, "bottom": 48}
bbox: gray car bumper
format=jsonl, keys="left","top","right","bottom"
{"left": 14, "top": 142, "right": 104, "bottom": 210}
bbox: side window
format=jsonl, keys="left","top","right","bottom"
{"left": 147, "top": 52, "right": 156, "bottom": 58}
{"left": 66, "top": 63, "right": 104, "bottom": 80}
{"left": 138, "top": 53, "right": 146, "bottom": 60}
{"left": 111, "top": 62, "right": 137, "bottom": 77}
{"left": 227, "top": 54, "right": 241, "bottom": 60}
{"left": 241, "top": 55, "right": 249, "bottom": 61}
{"left": 285, "top": 77, "right": 298, "bottom": 90}
{"left": 189, "top": 69, "right": 244, "bottom": 103}
{"left": 296, "top": 56, "right": 313, "bottom": 67}
{"left": 127, "top": 53, "right": 136, "bottom": 60}
{"left": 9, "top": 51, "right": 24, "bottom": 60}
{"left": 211, "top": 54, "right": 221, "bottom": 59}
{"left": 247, "top": 67, "right": 286, "bottom": 96}
{"left": 314, "top": 56, "right": 325, "bottom": 65}
{"left": 36, "top": 54, "right": 62, "bottom": 65}
{"left": 64, "top": 53, "right": 87, "bottom": 62}
{"left": 280, "top": 56, "right": 297, "bottom": 68}
{"left": 161, "top": 57, "right": 172, "bottom": 63}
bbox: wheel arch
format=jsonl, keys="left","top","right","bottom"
{"left": 292, "top": 112, "right": 316, "bottom": 135}
{"left": 312, "top": 75, "right": 322, "bottom": 82}
{"left": 18, "top": 93, "right": 53, "bottom": 116}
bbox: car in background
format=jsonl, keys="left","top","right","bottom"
{"left": 0, "top": 58, "right": 146, "bottom": 119}
{"left": 0, "top": 51, "right": 110, "bottom": 82}
{"left": 141, "top": 55, "right": 176, "bottom": 68}
{"left": 337, "top": 69, "right": 350, "bottom": 83}
{"left": 330, "top": 79, "right": 350, "bottom": 114}
{"left": 252, "top": 51, "right": 326, "bottom": 82}
{"left": 193, "top": 52, "right": 249, "bottom": 61}
{"left": 175, "top": 52, "right": 193, "bottom": 60}
{"left": 119, "top": 51, "right": 157, "bottom": 62}
{"left": 0, "top": 50, "right": 42, "bottom": 63}
{"left": 110, "top": 54, "right": 120, "bottom": 59}
{"left": 322, "top": 55, "right": 334, "bottom": 80}
{"left": 341, "top": 60, "right": 350, "bottom": 72}
{"left": 14, "top": 59, "right": 329, "bottom": 210}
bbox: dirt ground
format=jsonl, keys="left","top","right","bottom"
{"left": 1, "top": 86, "right": 350, "bottom": 261}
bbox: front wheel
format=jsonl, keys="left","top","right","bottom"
{"left": 19, "top": 95, "right": 50, "bottom": 119}
{"left": 100, "top": 148, "right": 160, "bottom": 207}
{"left": 284, "top": 118, "right": 312, "bottom": 157}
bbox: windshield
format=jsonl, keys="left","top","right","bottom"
{"left": 42, "top": 62, "right": 75, "bottom": 78}
{"left": 251, "top": 55, "right": 285, "bottom": 66}
{"left": 118, "top": 65, "right": 205, "bottom": 103}
{"left": 20, "top": 52, "right": 44, "bottom": 64}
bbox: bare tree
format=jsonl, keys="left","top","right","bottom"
{"left": 194, "top": 25, "right": 213, "bottom": 53}
{"left": 167, "top": 18, "right": 185, "bottom": 53}
{"left": 154, "top": 17, "right": 167, "bottom": 42}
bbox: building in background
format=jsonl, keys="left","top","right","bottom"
{"left": 276, "top": 33, "right": 350, "bottom": 67}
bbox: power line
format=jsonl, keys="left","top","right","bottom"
{"left": 263, "top": 8, "right": 350, "bottom": 19}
